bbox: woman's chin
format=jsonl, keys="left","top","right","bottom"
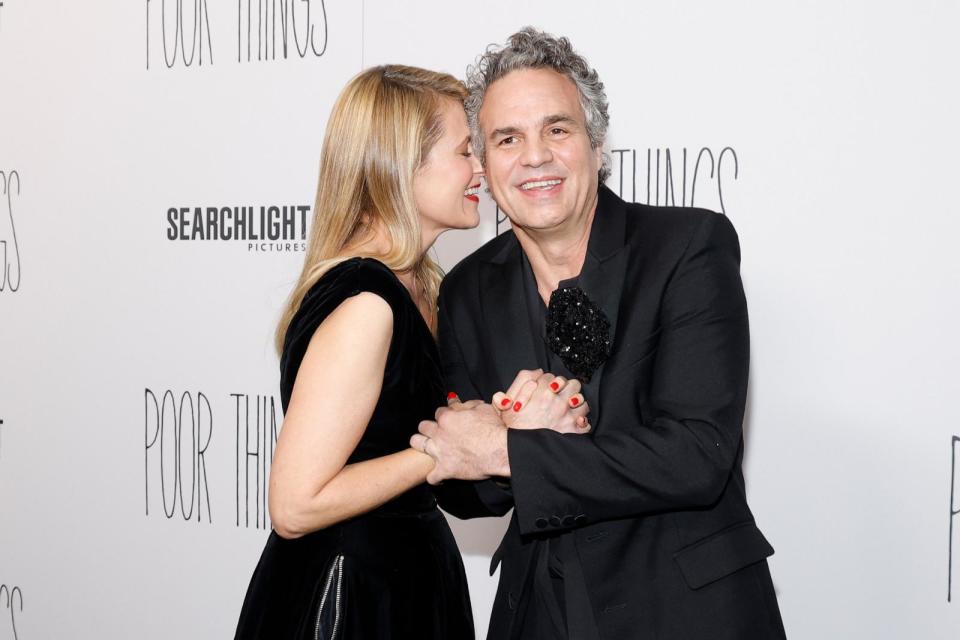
{"left": 462, "top": 206, "right": 481, "bottom": 229}
{"left": 444, "top": 208, "right": 481, "bottom": 231}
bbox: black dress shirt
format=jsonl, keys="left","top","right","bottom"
{"left": 518, "top": 250, "right": 579, "bottom": 639}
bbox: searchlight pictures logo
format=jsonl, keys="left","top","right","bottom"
{"left": 165, "top": 204, "right": 310, "bottom": 253}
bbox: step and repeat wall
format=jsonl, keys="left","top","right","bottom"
{"left": 1, "top": 1, "right": 958, "bottom": 638}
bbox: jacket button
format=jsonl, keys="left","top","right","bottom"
{"left": 550, "top": 515, "right": 562, "bottom": 527}
{"left": 535, "top": 517, "right": 548, "bottom": 529}
{"left": 562, "top": 515, "right": 575, "bottom": 526}
{"left": 508, "top": 591, "right": 518, "bottom": 610}
{"left": 574, "top": 514, "right": 587, "bottom": 525}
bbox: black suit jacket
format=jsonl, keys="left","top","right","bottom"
{"left": 436, "top": 186, "right": 786, "bottom": 639}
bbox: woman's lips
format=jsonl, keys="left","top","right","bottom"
{"left": 464, "top": 183, "right": 481, "bottom": 202}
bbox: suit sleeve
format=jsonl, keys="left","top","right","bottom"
{"left": 509, "top": 212, "right": 750, "bottom": 535}
{"left": 430, "top": 277, "right": 515, "bottom": 520}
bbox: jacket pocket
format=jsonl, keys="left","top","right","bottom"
{"left": 672, "top": 521, "right": 774, "bottom": 590}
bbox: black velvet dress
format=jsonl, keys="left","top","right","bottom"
{"left": 234, "top": 258, "right": 474, "bottom": 640}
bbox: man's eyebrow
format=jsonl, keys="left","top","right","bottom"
{"left": 489, "top": 125, "right": 522, "bottom": 140}
{"left": 489, "top": 115, "right": 580, "bottom": 140}
{"left": 542, "top": 114, "right": 578, "bottom": 127}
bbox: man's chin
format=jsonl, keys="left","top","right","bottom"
{"left": 512, "top": 210, "right": 572, "bottom": 232}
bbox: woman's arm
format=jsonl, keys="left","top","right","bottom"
{"left": 268, "top": 291, "right": 434, "bottom": 539}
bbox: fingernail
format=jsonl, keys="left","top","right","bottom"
{"left": 570, "top": 397, "right": 580, "bottom": 407}
{"left": 500, "top": 398, "right": 511, "bottom": 408}
{"left": 447, "top": 392, "right": 458, "bottom": 400}
{"left": 550, "top": 381, "right": 560, "bottom": 391}
{"left": 513, "top": 401, "right": 522, "bottom": 412}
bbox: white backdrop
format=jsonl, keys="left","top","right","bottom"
{"left": 1, "top": 1, "right": 959, "bottom": 638}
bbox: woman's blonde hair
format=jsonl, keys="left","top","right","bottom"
{"left": 275, "top": 65, "right": 468, "bottom": 353}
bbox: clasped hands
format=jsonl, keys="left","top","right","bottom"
{"left": 409, "top": 369, "right": 591, "bottom": 485}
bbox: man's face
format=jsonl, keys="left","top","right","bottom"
{"left": 478, "top": 68, "right": 601, "bottom": 233}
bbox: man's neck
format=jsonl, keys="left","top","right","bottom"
{"left": 513, "top": 205, "right": 596, "bottom": 304}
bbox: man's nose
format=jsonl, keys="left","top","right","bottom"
{"left": 520, "top": 137, "right": 552, "bottom": 167}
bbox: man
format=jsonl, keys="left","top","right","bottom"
{"left": 411, "top": 27, "right": 786, "bottom": 639}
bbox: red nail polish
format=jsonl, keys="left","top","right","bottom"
{"left": 550, "top": 381, "right": 560, "bottom": 391}
{"left": 570, "top": 397, "right": 580, "bottom": 407}
{"left": 500, "top": 398, "right": 511, "bottom": 408}
{"left": 513, "top": 402, "right": 522, "bottom": 412}
{"left": 447, "top": 392, "right": 458, "bottom": 400}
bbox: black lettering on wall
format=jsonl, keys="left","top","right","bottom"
{"left": 493, "top": 146, "right": 740, "bottom": 234}
{"left": 233, "top": 393, "right": 280, "bottom": 528}
{"left": 146, "top": 0, "right": 214, "bottom": 70}
{"left": 608, "top": 146, "right": 740, "bottom": 215}
{"left": 950, "top": 435, "right": 959, "bottom": 602}
{"left": 237, "top": 0, "right": 328, "bottom": 63}
{"left": 717, "top": 146, "right": 739, "bottom": 216}
{"left": 0, "top": 584, "right": 23, "bottom": 640}
{"left": 144, "top": 389, "right": 213, "bottom": 522}
{"left": 1, "top": 170, "right": 22, "bottom": 293}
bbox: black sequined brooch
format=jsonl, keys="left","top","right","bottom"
{"left": 545, "top": 287, "right": 612, "bottom": 383}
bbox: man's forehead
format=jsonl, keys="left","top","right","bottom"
{"left": 480, "top": 69, "right": 585, "bottom": 127}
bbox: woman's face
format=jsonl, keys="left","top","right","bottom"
{"left": 413, "top": 99, "right": 484, "bottom": 239}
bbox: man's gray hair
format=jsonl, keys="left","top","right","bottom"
{"left": 465, "top": 27, "right": 611, "bottom": 181}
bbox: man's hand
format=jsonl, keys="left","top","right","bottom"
{"left": 493, "top": 369, "right": 591, "bottom": 433}
{"left": 410, "top": 398, "right": 510, "bottom": 485}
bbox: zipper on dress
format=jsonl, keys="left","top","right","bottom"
{"left": 332, "top": 555, "right": 343, "bottom": 637}
{"left": 314, "top": 554, "right": 344, "bottom": 640}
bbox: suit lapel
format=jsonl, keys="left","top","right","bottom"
{"left": 480, "top": 236, "right": 544, "bottom": 392}
{"left": 576, "top": 187, "right": 630, "bottom": 429}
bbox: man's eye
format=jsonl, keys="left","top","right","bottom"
{"left": 498, "top": 136, "right": 517, "bottom": 146}
{"left": 550, "top": 127, "right": 567, "bottom": 135}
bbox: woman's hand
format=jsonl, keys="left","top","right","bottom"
{"left": 492, "top": 369, "right": 590, "bottom": 434}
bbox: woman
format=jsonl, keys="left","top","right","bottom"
{"left": 234, "top": 64, "right": 481, "bottom": 640}
{"left": 234, "top": 65, "right": 586, "bottom": 639}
